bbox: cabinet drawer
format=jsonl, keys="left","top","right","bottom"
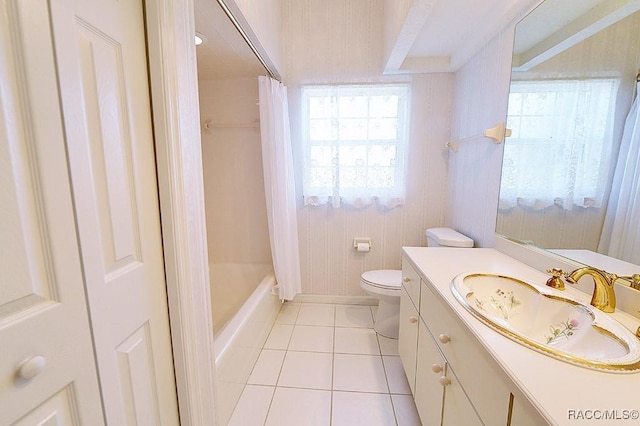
{"left": 401, "top": 259, "right": 421, "bottom": 308}
{"left": 420, "top": 279, "right": 511, "bottom": 426}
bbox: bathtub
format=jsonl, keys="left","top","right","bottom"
{"left": 211, "top": 263, "right": 280, "bottom": 425}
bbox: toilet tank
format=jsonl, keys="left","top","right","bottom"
{"left": 426, "top": 227, "right": 474, "bottom": 248}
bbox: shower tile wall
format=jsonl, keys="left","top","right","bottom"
{"left": 199, "top": 78, "right": 272, "bottom": 266}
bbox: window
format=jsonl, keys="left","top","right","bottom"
{"left": 301, "top": 84, "right": 410, "bottom": 208}
{"left": 500, "top": 78, "right": 619, "bottom": 210}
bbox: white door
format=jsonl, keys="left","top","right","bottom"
{"left": 48, "top": 0, "right": 180, "bottom": 424}
{"left": 0, "top": 0, "right": 103, "bottom": 424}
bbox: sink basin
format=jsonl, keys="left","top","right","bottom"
{"left": 451, "top": 273, "right": 640, "bottom": 373}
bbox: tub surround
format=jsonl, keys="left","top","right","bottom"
{"left": 402, "top": 247, "right": 640, "bottom": 426}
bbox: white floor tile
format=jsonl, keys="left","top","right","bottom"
{"left": 335, "top": 305, "right": 374, "bottom": 328}
{"left": 228, "top": 385, "right": 275, "bottom": 426}
{"left": 332, "top": 391, "right": 396, "bottom": 426}
{"left": 264, "top": 324, "right": 293, "bottom": 350}
{"left": 392, "top": 394, "right": 422, "bottom": 426}
{"left": 265, "top": 387, "right": 331, "bottom": 426}
{"left": 278, "top": 351, "right": 333, "bottom": 390}
{"left": 333, "top": 354, "right": 389, "bottom": 393}
{"left": 383, "top": 356, "right": 412, "bottom": 394}
{"left": 296, "top": 303, "right": 335, "bottom": 326}
{"left": 247, "top": 349, "right": 286, "bottom": 386}
{"left": 378, "top": 335, "right": 400, "bottom": 356}
{"left": 276, "top": 302, "right": 301, "bottom": 324}
{"left": 288, "top": 325, "right": 334, "bottom": 352}
{"left": 334, "top": 327, "right": 380, "bottom": 355}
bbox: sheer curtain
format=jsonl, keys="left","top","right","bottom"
{"left": 598, "top": 81, "right": 640, "bottom": 264}
{"left": 301, "top": 84, "right": 409, "bottom": 208}
{"left": 258, "top": 76, "right": 302, "bottom": 301}
{"left": 500, "top": 78, "right": 619, "bottom": 211}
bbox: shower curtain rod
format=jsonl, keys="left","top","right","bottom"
{"left": 215, "top": 0, "right": 281, "bottom": 82}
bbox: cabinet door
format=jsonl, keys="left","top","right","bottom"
{"left": 414, "top": 320, "right": 445, "bottom": 426}
{"left": 399, "top": 286, "right": 419, "bottom": 394}
{"left": 509, "top": 392, "right": 548, "bottom": 426}
{"left": 441, "top": 370, "right": 483, "bottom": 426}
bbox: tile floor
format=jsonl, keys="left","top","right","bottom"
{"left": 228, "top": 302, "right": 421, "bottom": 426}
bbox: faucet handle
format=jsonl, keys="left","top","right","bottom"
{"left": 545, "top": 268, "right": 566, "bottom": 290}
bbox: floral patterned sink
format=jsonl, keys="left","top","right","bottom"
{"left": 450, "top": 273, "right": 640, "bottom": 373}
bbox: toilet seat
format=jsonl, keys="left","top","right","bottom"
{"left": 361, "top": 270, "right": 402, "bottom": 290}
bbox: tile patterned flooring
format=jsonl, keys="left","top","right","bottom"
{"left": 228, "top": 303, "right": 421, "bottom": 425}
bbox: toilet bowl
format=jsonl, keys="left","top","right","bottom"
{"left": 360, "top": 227, "right": 473, "bottom": 339}
{"left": 360, "top": 269, "right": 403, "bottom": 338}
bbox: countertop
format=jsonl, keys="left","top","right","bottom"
{"left": 402, "top": 247, "right": 640, "bottom": 426}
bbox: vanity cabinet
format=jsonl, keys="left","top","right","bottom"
{"left": 400, "top": 257, "right": 547, "bottom": 426}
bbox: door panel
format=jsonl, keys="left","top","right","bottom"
{"left": 0, "top": 0, "right": 103, "bottom": 423}
{"left": 48, "top": 0, "right": 180, "bottom": 424}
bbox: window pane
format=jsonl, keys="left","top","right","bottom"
{"left": 309, "top": 167, "right": 333, "bottom": 188}
{"left": 339, "top": 96, "right": 368, "bottom": 118}
{"left": 368, "top": 145, "right": 396, "bottom": 167}
{"left": 310, "top": 119, "right": 338, "bottom": 140}
{"left": 338, "top": 145, "right": 366, "bottom": 166}
{"left": 519, "top": 116, "right": 554, "bottom": 139}
{"left": 370, "top": 95, "right": 398, "bottom": 117}
{"left": 369, "top": 118, "right": 397, "bottom": 140}
{"left": 310, "top": 145, "right": 334, "bottom": 167}
{"left": 340, "top": 167, "right": 367, "bottom": 188}
{"left": 339, "top": 118, "right": 368, "bottom": 140}
{"left": 310, "top": 96, "right": 337, "bottom": 118}
{"left": 367, "top": 167, "right": 394, "bottom": 188}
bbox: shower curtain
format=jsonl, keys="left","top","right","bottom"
{"left": 599, "top": 81, "right": 640, "bottom": 264}
{"left": 258, "top": 76, "right": 302, "bottom": 301}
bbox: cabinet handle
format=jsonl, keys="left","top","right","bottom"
{"left": 431, "top": 364, "right": 443, "bottom": 373}
{"left": 409, "top": 316, "right": 418, "bottom": 324}
{"left": 438, "top": 334, "right": 451, "bottom": 344}
{"left": 17, "top": 356, "right": 46, "bottom": 380}
{"left": 403, "top": 276, "right": 411, "bottom": 283}
{"left": 439, "top": 376, "right": 451, "bottom": 387}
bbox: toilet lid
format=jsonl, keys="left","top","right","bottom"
{"left": 361, "top": 269, "right": 402, "bottom": 290}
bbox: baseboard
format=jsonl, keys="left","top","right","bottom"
{"left": 292, "top": 294, "right": 378, "bottom": 305}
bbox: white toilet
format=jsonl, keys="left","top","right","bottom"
{"left": 359, "top": 227, "right": 474, "bottom": 339}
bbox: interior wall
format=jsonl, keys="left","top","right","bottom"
{"left": 282, "top": 0, "right": 453, "bottom": 295}
{"left": 447, "top": 29, "right": 515, "bottom": 248}
{"left": 199, "top": 78, "right": 272, "bottom": 265}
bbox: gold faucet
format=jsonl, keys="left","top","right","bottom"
{"left": 565, "top": 267, "right": 617, "bottom": 313}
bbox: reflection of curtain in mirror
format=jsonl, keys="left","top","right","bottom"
{"left": 500, "top": 78, "right": 619, "bottom": 211}
{"left": 258, "top": 76, "right": 302, "bottom": 301}
{"left": 598, "top": 81, "right": 640, "bottom": 264}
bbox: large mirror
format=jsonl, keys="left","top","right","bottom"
{"left": 497, "top": 0, "right": 640, "bottom": 275}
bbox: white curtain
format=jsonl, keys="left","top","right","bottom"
{"left": 300, "top": 84, "right": 409, "bottom": 209}
{"left": 258, "top": 76, "right": 302, "bottom": 301}
{"left": 598, "top": 81, "right": 640, "bottom": 264}
{"left": 500, "top": 78, "right": 619, "bottom": 211}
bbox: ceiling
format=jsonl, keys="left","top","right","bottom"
{"left": 193, "top": 0, "right": 637, "bottom": 80}
{"left": 193, "top": 0, "right": 266, "bottom": 80}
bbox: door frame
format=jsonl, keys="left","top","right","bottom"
{"left": 145, "top": 1, "right": 218, "bottom": 424}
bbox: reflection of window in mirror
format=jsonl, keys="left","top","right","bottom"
{"left": 500, "top": 77, "right": 619, "bottom": 211}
